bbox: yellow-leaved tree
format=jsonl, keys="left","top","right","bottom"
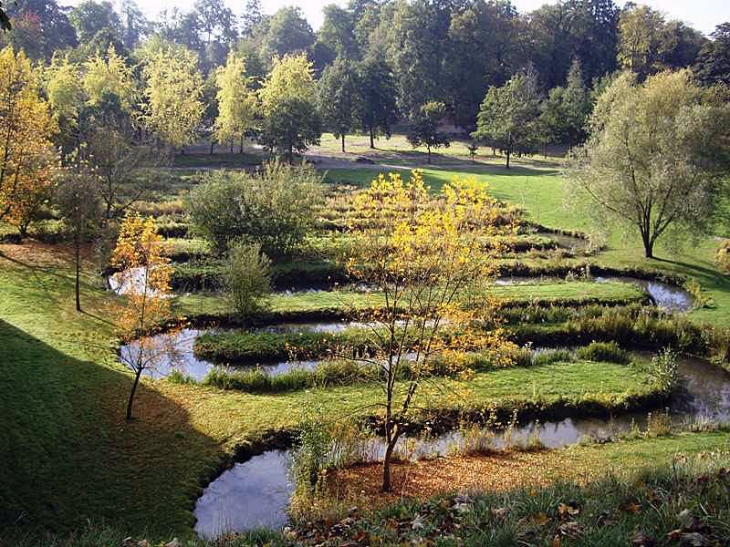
{"left": 0, "top": 47, "right": 57, "bottom": 232}
{"left": 45, "top": 56, "right": 84, "bottom": 138}
{"left": 258, "top": 53, "right": 316, "bottom": 114}
{"left": 214, "top": 52, "right": 258, "bottom": 152}
{"left": 347, "top": 170, "right": 516, "bottom": 491}
{"left": 112, "top": 212, "right": 173, "bottom": 421}
{"left": 142, "top": 43, "right": 204, "bottom": 152}
{"left": 82, "top": 45, "right": 136, "bottom": 113}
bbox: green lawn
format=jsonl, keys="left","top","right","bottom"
{"left": 177, "top": 280, "right": 643, "bottom": 320}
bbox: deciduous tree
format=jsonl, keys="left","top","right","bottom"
{"left": 82, "top": 44, "right": 136, "bottom": 114}
{"left": 0, "top": 47, "right": 56, "bottom": 227}
{"left": 56, "top": 163, "right": 103, "bottom": 312}
{"left": 407, "top": 101, "right": 449, "bottom": 164}
{"left": 357, "top": 54, "right": 398, "bottom": 149}
{"left": 346, "top": 170, "right": 514, "bottom": 492}
{"left": 142, "top": 43, "right": 204, "bottom": 151}
{"left": 112, "top": 212, "right": 173, "bottom": 421}
{"left": 214, "top": 52, "right": 257, "bottom": 152}
{"left": 318, "top": 57, "right": 361, "bottom": 153}
{"left": 472, "top": 68, "right": 543, "bottom": 168}
{"left": 570, "top": 70, "right": 730, "bottom": 259}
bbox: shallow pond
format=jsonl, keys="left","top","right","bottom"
{"left": 193, "top": 354, "right": 730, "bottom": 538}
{"left": 194, "top": 451, "right": 293, "bottom": 539}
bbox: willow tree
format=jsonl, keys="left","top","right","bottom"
{"left": 569, "top": 70, "right": 730, "bottom": 259}
{"left": 0, "top": 47, "right": 56, "bottom": 228}
{"left": 214, "top": 52, "right": 257, "bottom": 153}
{"left": 347, "top": 170, "right": 514, "bottom": 492}
{"left": 142, "top": 44, "right": 204, "bottom": 152}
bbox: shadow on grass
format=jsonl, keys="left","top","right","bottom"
{"left": 0, "top": 319, "right": 225, "bottom": 540}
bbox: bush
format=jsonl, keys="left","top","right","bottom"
{"left": 650, "top": 348, "right": 679, "bottom": 392}
{"left": 187, "top": 161, "right": 323, "bottom": 257}
{"left": 223, "top": 241, "right": 272, "bottom": 319}
{"left": 575, "top": 341, "right": 630, "bottom": 364}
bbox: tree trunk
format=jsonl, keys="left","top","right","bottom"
{"left": 75, "top": 241, "right": 81, "bottom": 312}
{"left": 369, "top": 127, "right": 375, "bottom": 149}
{"left": 642, "top": 231, "right": 654, "bottom": 259}
{"left": 240, "top": 135, "right": 244, "bottom": 154}
{"left": 427, "top": 145, "right": 432, "bottom": 164}
{"left": 341, "top": 134, "right": 346, "bottom": 153}
{"left": 506, "top": 149, "right": 511, "bottom": 169}
{"left": 126, "top": 368, "right": 142, "bottom": 421}
{"left": 209, "top": 141, "right": 215, "bottom": 155}
{"left": 288, "top": 144, "right": 294, "bottom": 164}
{"left": 382, "top": 436, "right": 397, "bottom": 492}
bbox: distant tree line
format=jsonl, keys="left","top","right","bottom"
{"left": 1, "top": 0, "right": 730, "bottom": 206}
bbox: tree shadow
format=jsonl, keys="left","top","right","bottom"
{"left": 0, "top": 319, "right": 226, "bottom": 539}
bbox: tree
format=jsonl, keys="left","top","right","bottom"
{"left": 112, "top": 212, "right": 173, "bottom": 421}
{"left": 56, "top": 164, "right": 103, "bottom": 312}
{"left": 82, "top": 45, "right": 136, "bottom": 114}
{"left": 445, "top": 0, "right": 522, "bottom": 128}
{"left": 407, "top": 101, "right": 449, "bottom": 164}
{"left": 385, "top": 0, "right": 453, "bottom": 118}
{"left": 260, "top": 7, "right": 315, "bottom": 60}
{"left": 618, "top": 5, "right": 706, "bottom": 79}
{"left": 142, "top": 43, "right": 204, "bottom": 151}
{"left": 214, "top": 52, "right": 257, "bottom": 152}
{"left": 472, "top": 69, "right": 543, "bottom": 168}
{"left": 695, "top": 23, "right": 730, "bottom": 87}
{"left": 0, "top": 47, "right": 57, "bottom": 226}
{"left": 357, "top": 55, "right": 398, "bottom": 149}
{"left": 318, "top": 57, "right": 361, "bottom": 153}
{"left": 346, "top": 170, "right": 514, "bottom": 491}
{"left": 317, "top": 4, "right": 359, "bottom": 61}
{"left": 118, "top": 0, "right": 148, "bottom": 50}
{"left": 261, "top": 97, "right": 322, "bottom": 163}
{"left": 4, "top": 0, "right": 78, "bottom": 59}
{"left": 69, "top": 0, "right": 121, "bottom": 43}
{"left": 222, "top": 240, "right": 272, "bottom": 318}
{"left": 539, "top": 58, "right": 591, "bottom": 147}
{"left": 258, "top": 53, "right": 320, "bottom": 162}
{"left": 259, "top": 53, "right": 316, "bottom": 114}
{"left": 569, "top": 70, "right": 730, "bottom": 259}
{"left": 188, "top": 161, "right": 323, "bottom": 257}
{"left": 45, "top": 56, "right": 84, "bottom": 154}
{"left": 240, "top": 0, "right": 263, "bottom": 38}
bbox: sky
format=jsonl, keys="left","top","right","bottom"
{"left": 69, "top": 0, "right": 730, "bottom": 35}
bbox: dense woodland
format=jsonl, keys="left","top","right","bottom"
{"left": 1, "top": 0, "right": 729, "bottom": 152}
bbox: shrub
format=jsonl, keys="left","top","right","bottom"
{"left": 187, "top": 161, "right": 323, "bottom": 257}
{"left": 575, "top": 341, "right": 630, "bottom": 364}
{"left": 650, "top": 348, "right": 679, "bottom": 392}
{"left": 222, "top": 241, "right": 272, "bottom": 319}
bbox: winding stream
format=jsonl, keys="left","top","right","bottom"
{"left": 192, "top": 353, "right": 730, "bottom": 539}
